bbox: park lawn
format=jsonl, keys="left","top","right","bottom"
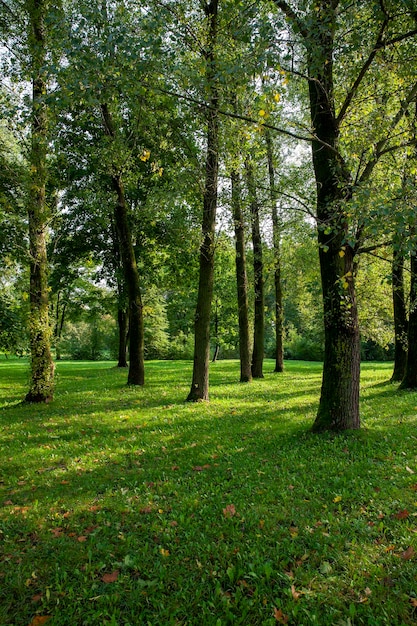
{"left": 0, "top": 359, "right": 416, "bottom": 626}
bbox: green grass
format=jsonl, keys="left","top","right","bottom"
{"left": 0, "top": 359, "right": 417, "bottom": 625}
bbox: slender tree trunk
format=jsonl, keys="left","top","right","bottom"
{"left": 231, "top": 170, "right": 252, "bottom": 383}
{"left": 212, "top": 298, "right": 220, "bottom": 362}
{"left": 265, "top": 131, "right": 284, "bottom": 373}
{"left": 25, "top": 0, "right": 54, "bottom": 403}
{"left": 117, "top": 308, "right": 129, "bottom": 368}
{"left": 101, "top": 103, "right": 144, "bottom": 385}
{"left": 307, "top": 3, "right": 360, "bottom": 432}
{"left": 400, "top": 248, "right": 417, "bottom": 389}
{"left": 187, "top": 0, "right": 219, "bottom": 401}
{"left": 391, "top": 246, "right": 407, "bottom": 382}
{"left": 245, "top": 160, "right": 264, "bottom": 379}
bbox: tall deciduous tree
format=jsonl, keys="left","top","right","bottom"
{"left": 25, "top": 0, "right": 54, "bottom": 402}
{"left": 245, "top": 158, "right": 265, "bottom": 379}
{"left": 231, "top": 168, "right": 252, "bottom": 382}
{"left": 187, "top": 0, "right": 219, "bottom": 401}
{"left": 265, "top": 130, "right": 284, "bottom": 373}
{"left": 271, "top": 0, "right": 417, "bottom": 430}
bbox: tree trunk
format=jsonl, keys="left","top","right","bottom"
{"left": 391, "top": 246, "right": 408, "bottom": 382}
{"left": 117, "top": 307, "right": 129, "bottom": 368}
{"left": 212, "top": 298, "right": 220, "bottom": 362}
{"left": 400, "top": 249, "right": 417, "bottom": 389}
{"left": 307, "top": 3, "right": 360, "bottom": 431}
{"left": 231, "top": 169, "right": 252, "bottom": 383}
{"left": 265, "top": 130, "right": 284, "bottom": 373}
{"left": 101, "top": 103, "right": 144, "bottom": 385}
{"left": 245, "top": 160, "right": 264, "bottom": 379}
{"left": 187, "top": 0, "right": 219, "bottom": 401}
{"left": 25, "top": 0, "right": 54, "bottom": 403}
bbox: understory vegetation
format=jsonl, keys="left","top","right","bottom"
{"left": 1, "top": 359, "right": 416, "bottom": 625}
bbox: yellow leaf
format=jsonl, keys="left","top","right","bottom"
{"left": 333, "top": 495, "right": 342, "bottom": 503}
{"left": 160, "top": 548, "right": 170, "bottom": 557}
{"left": 140, "top": 149, "right": 151, "bottom": 162}
{"left": 339, "top": 250, "right": 345, "bottom": 258}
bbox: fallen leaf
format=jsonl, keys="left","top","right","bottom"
{"left": 28, "top": 617, "right": 51, "bottom": 626}
{"left": 410, "top": 597, "right": 417, "bottom": 607}
{"left": 31, "top": 594, "right": 43, "bottom": 603}
{"left": 406, "top": 466, "right": 415, "bottom": 474}
{"left": 77, "top": 536, "right": 87, "bottom": 542}
{"left": 401, "top": 546, "right": 415, "bottom": 560}
{"left": 101, "top": 570, "right": 119, "bottom": 583}
{"left": 273, "top": 607, "right": 289, "bottom": 623}
{"left": 289, "top": 525, "right": 298, "bottom": 538}
{"left": 160, "top": 548, "right": 170, "bottom": 557}
{"left": 393, "top": 509, "right": 409, "bottom": 520}
{"left": 333, "top": 495, "right": 342, "bottom": 503}
{"left": 291, "top": 584, "right": 301, "bottom": 600}
{"left": 88, "top": 505, "right": 101, "bottom": 512}
{"left": 50, "top": 528, "right": 64, "bottom": 538}
{"left": 139, "top": 507, "right": 153, "bottom": 514}
{"left": 222, "top": 504, "right": 236, "bottom": 518}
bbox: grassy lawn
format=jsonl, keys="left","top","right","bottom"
{"left": 0, "top": 359, "right": 416, "bottom": 625}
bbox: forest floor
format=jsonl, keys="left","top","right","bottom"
{"left": 0, "top": 359, "right": 416, "bottom": 625}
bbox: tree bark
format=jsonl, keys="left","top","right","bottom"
{"left": 400, "top": 248, "right": 417, "bottom": 389}
{"left": 117, "top": 307, "right": 129, "bottom": 368}
{"left": 265, "top": 131, "right": 284, "bottom": 373}
{"left": 25, "top": 0, "right": 54, "bottom": 403}
{"left": 101, "top": 103, "right": 144, "bottom": 385}
{"left": 245, "top": 160, "right": 264, "bottom": 379}
{"left": 231, "top": 170, "right": 252, "bottom": 383}
{"left": 187, "top": 0, "right": 219, "bottom": 401}
{"left": 391, "top": 246, "right": 407, "bottom": 382}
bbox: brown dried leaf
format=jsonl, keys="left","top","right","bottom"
{"left": 393, "top": 509, "right": 409, "bottom": 520}
{"left": 77, "top": 536, "right": 87, "bottom": 542}
{"left": 101, "top": 570, "right": 119, "bottom": 583}
{"left": 28, "top": 617, "right": 51, "bottom": 626}
{"left": 273, "top": 607, "right": 289, "bottom": 623}
{"left": 291, "top": 584, "right": 301, "bottom": 600}
{"left": 222, "top": 504, "right": 236, "bottom": 518}
{"left": 401, "top": 546, "right": 415, "bottom": 561}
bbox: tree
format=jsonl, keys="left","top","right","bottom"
{"left": 245, "top": 158, "right": 265, "bottom": 378}
{"left": 265, "top": 130, "right": 284, "bottom": 372}
{"left": 231, "top": 169, "right": 252, "bottom": 381}
{"left": 25, "top": 0, "right": 54, "bottom": 402}
{"left": 187, "top": 0, "right": 220, "bottom": 401}
{"left": 270, "top": 0, "right": 417, "bottom": 431}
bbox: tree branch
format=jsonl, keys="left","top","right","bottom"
{"left": 270, "top": 0, "right": 308, "bottom": 38}
{"left": 359, "top": 81, "right": 417, "bottom": 183}
{"left": 336, "top": 18, "right": 389, "bottom": 127}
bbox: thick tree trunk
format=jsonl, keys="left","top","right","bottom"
{"left": 25, "top": 0, "right": 54, "bottom": 403}
{"left": 400, "top": 250, "right": 417, "bottom": 389}
{"left": 187, "top": 0, "right": 219, "bottom": 401}
{"left": 391, "top": 247, "right": 407, "bottom": 382}
{"left": 231, "top": 170, "right": 252, "bottom": 383}
{"left": 245, "top": 160, "right": 264, "bottom": 379}
{"left": 265, "top": 131, "right": 284, "bottom": 373}
{"left": 307, "top": 3, "right": 360, "bottom": 431}
{"left": 101, "top": 103, "right": 144, "bottom": 385}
